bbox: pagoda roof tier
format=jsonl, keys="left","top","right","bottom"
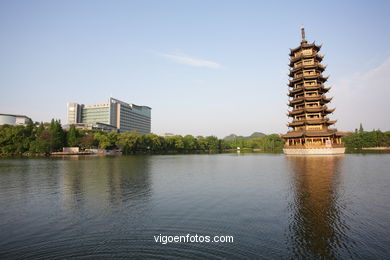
{"left": 282, "top": 130, "right": 337, "bottom": 138}
{"left": 289, "top": 68, "right": 325, "bottom": 77}
{"left": 288, "top": 85, "right": 331, "bottom": 97}
{"left": 287, "top": 107, "right": 335, "bottom": 116}
{"left": 287, "top": 75, "right": 329, "bottom": 88}
{"left": 289, "top": 63, "right": 326, "bottom": 75}
{"left": 281, "top": 129, "right": 346, "bottom": 139}
{"left": 289, "top": 54, "right": 324, "bottom": 66}
{"left": 288, "top": 95, "right": 332, "bottom": 106}
{"left": 288, "top": 119, "right": 336, "bottom": 127}
{"left": 289, "top": 42, "right": 322, "bottom": 56}
{"left": 289, "top": 74, "right": 328, "bottom": 84}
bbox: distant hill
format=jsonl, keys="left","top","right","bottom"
{"left": 223, "top": 134, "right": 244, "bottom": 141}
{"left": 223, "top": 132, "right": 266, "bottom": 140}
{"left": 248, "top": 132, "right": 266, "bottom": 138}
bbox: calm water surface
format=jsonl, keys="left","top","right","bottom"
{"left": 0, "top": 154, "right": 389, "bottom": 259}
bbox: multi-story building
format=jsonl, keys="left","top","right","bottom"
{"left": 0, "top": 113, "right": 32, "bottom": 126}
{"left": 282, "top": 27, "right": 345, "bottom": 155}
{"left": 67, "top": 98, "right": 151, "bottom": 134}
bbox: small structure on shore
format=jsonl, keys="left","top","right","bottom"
{"left": 51, "top": 147, "right": 94, "bottom": 156}
{"left": 282, "top": 27, "right": 345, "bottom": 155}
{"left": 51, "top": 147, "right": 122, "bottom": 156}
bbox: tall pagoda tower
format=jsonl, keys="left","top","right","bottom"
{"left": 282, "top": 27, "right": 345, "bottom": 155}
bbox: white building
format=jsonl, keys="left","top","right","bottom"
{"left": 0, "top": 114, "right": 31, "bottom": 126}
{"left": 67, "top": 97, "right": 151, "bottom": 134}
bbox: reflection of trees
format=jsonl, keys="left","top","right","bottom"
{"left": 61, "top": 156, "right": 151, "bottom": 211}
{"left": 286, "top": 155, "right": 353, "bottom": 258}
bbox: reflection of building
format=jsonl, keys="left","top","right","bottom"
{"left": 67, "top": 97, "right": 151, "bottom": 134}
{"left": 60, "top": 156, "right": 152, "bottom": 211}
{"left": 282, "top": 27, "right": 345, "bottom": 155}
{"left": 286, "top": 155, "right": 352, "bottom": 258}
{"left": 0, "top": 113, "right": 31, "bottom": 126}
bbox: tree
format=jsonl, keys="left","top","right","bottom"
{"left": 147, "top": 133, "right": 162, "bottom": 152}
{"left": 196, "top": 136, "right": 207, "bottom": 150}
{"left": 79, "top": 133, "right": 95, "bottom": 148}
{"left": 359, "top": 123, "right": 364, "bottom": 133}
{"left": 117, "top": 131, "right": 139, "bottom": 154}
{"left": 206, "top": 136, "right": 219, "bottom": 151}
{"left": 107, "top": 132, "right": 118, "bottom": 148}
{"left": 49, "top": 119, "right": 65, "bottom": 152}
{"left": 94, "top": 132, "right": 111, "bottom": 149}
{"left": 170, "top": 135, "right": 184, "bottom": 151}
{"left": 67, "top": 125, "right": 78, "bottom": 147}
{"left": 184, "top": 135, "right": 196, "bottom": 150}
{"left": 261, "top": 134, "right": 284, "bottom": 152}
{"left": 29, "top": 124, "right": 51, "bottom": 154}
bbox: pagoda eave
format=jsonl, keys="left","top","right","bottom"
{"left": 282, "top": 129, "right": 340, "bottom": 138}
{"left": 289, "top": 42, "right": 322, "bottom": 56}
{"left": 287, "top": 106, "right": 334, "bottom": 116}
{"left": 289, "top": 54, "right": 324, "bottom": 66}
{"left": 287, "top": 119, "right": 336, "bottom": 127}
{"left": 289, "top": 74, "right": 328, "bottom": 84}
{"left": 288, "top": 96, "right": 332, "bottom": 106}
{"left": 288, "top": 85, "right": 330, "bottom": 96}
{"left": 289, "top": 63, "right": 326, "bottom": 74}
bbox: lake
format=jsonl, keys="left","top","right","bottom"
{"left": 0, "top": 154, "right": 389, "bottom": 259}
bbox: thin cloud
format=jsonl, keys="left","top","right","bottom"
{"left": 157, "top": 52, "right": 221, "bottom": 69}
{"left": 333, "top": 57, "right": 390, "bottom": 131}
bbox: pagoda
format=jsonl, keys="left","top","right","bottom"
{"left": 282, "top": 27, "right": 345, "bottom": 155}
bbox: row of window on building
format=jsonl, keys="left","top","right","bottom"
{"left": 67, "top": 97, "right": 152, "bottom": 134}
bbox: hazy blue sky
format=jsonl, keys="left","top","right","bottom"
{"left": 1, "top": 0, "right": 390, "bottom": 137}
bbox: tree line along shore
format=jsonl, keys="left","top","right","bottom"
{"left": 342, "top": 124, "right": 390, "bottom": 151}
{"left": 0, "top": 120, "right": 389, "bottom": 156}
{"left": 0, "top": 119, "right": 284, "bottom": 156}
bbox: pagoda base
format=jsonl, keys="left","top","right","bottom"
{"left": 283, "top": 147, "right": 345, "bottom": 155}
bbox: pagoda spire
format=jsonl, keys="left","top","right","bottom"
{"left": 301, "top": 25, "right": 307, "bottom": 43}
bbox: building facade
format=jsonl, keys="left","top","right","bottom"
{"left": 67, "top": 98, "right": 151, "bottom": 134}
{"left": 282, "top": 28, "right": 345, "bottom": 155}
{"left": 0, "top": 113, "right": 32, "bottom": 126}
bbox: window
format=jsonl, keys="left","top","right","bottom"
{"left": 302, "top": 49, "right": 313, "bottom": 55}
{"left": 304, "top": 80, "right": 316, "bottom": 85}
{"left": 306, "top": 125, "right": 322, "bottom": 130}
{"left": 303, "top": 59, "right": 314, "bottom": 65}
{"left": 294, "top": 61, "right": 302, "bottom": 67}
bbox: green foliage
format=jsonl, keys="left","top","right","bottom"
{"left": 206, "top": 136, "right": 219, "bottom": 151}
{"left": 67, "top": 125, "right": 78, "bottom": 147}
{"left": 94, "top": 132, "right": 110, "bottom": 149}
{"left": 117, "top": 131, "right": 139, "bottom": 154}
{"left": 49, "top": 119, "right": 65, "bottom": 152}
{"left": 107, "top": 132, "right": 118, "bottom": 147}
{"left": 170, "top": 135, "right": 185, "bottom": 151}
{"left": 223, "top": 132, "right": 266, "bottom": 140}
{"left": 79, "top": 132, "right": 96, "bottom": 149}
{"left": 0, "top": 120, "right": 292, "bottom": 156}
{"left": 359, "top": 123, "right": 364, "bottom": 133}
{"left": 223, "top": 133, "right": 284, "bottom": 152}
{"left": 0, "top": 125, "right": 30, "bottom": 154}
{"left": 342, "top": 129, "right": 390, "bottom": 150}
{"left": 196, "top": 136, "right": 207, "bottom": 150}
{"left": 183, "top": 135, "right": 196, "bottom": 150}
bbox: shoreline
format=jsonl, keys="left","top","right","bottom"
{"left": 2, "top": 148, "right": 390, "bottom": 158}
{"left": 361, "top": 147, "right": 390, "bottom": 150}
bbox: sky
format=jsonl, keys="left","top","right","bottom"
{"left": 1, "top": 0, "right": 390, "bottom": 137}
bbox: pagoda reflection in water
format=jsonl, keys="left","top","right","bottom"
{"left": 286, "top": 155, "right": 355, "bottom": 258}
